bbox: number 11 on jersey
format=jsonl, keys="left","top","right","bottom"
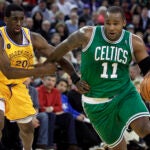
{"left": 101, "top": 62, "right": 118, "bottom": 78}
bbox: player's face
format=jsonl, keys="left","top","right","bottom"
{"left": 5, "top": 11, "right": 24, "bottom": 34}
{"left": 104, "top": 12, "right": 126, "bottom": 41}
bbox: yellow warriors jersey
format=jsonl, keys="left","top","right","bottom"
{"left": 0, "top": 26, "right": 35, "bottom": 84}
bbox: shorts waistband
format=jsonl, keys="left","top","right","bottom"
{"left": 82, "top": 95, "right": 114, "bottom": 104}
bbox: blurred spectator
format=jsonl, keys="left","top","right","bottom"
{"left": 78, "top": 17, "right": 86, "bottom": 28}
{"left": 50, "top": 32, "right": 61, "bottom": 46}
{"left": 111, "top": 0, "right": 121, "bottom": 6}
{"left": 24, "top": 17, "right": 34, "bottom": 31}
{"left": 12, "top": 0, "right": 22, "bottom": 6}
{"left": 79, "top": 4, "right": 91, "bottom": 23}
{"left": 130, "top": 2, "right": 142, "bottom": 15}
{"left": 132, "top": 14, "right": 141, "bottom": 32}
{"left": 97, "top": 6, "right": 107, "bottom": 25}
{"left": 126, "top": 24, "right": 135, "bottom": 33}
{"left": 144, "top": 25, "right": 150, "bottom": 43}
{"left": 56, "top": 0, "right": 73, "bottom": 19}
{"left": 121, "top": 0, "right": 132, "bottom": 24}
{"left": 101, "top": 0, "right": 109, "bottom": 8}
{"left": 32, "top": 11, "right": 43, "bottom": 32}
{"left": 70, "top": 0, "right": 84, "bottom": 15}
{"left": 65, "top": 12, "right": 78, "bottom": 34}
{"left": 49, "top": 3, "right": 59, "bottom": 23}
{"left": 0, "top": 0, "right": 6, "bottom": 26}
{"left": 31, "top": 0, "right": 51, "bottom": 21}
{"left": 139, "top": 6, "right": 150, "bottom": 32}
{"left": 51, "top": 11, "right": 65, "bottom": 29}
{"left": 38, "top": 20, "right": 52, "bottom": 43}
{"left": 37, "top": 75, "right": 80, "bottom": 150}
{"left": 55, "top": 21, "right": 69, "bottom": 41}
{"left": 67, "top": 86, "right": 84, "bottom": 113}
{"left": 70, "top": 4, "right": 78, "bottom": 13}
{"left": 24, "top": 78, "right": 50, "bottom": 150}
{"left": 23, "top": 0, "right": 36, "bottom": 6}
{"left": 56, "top": 78, "right": 101, "bottom": 150}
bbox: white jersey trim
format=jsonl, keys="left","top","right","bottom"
{"left": 82, "top": 95, "right": 113, "bottom": 104}
{"left": 0, "top": 100, "right": 5, "bottom": 112}
{"left": 0, "top": 30, "right": 5, "bottom": 50}
{"left": 82, "top": 26, "right": 96, "bottom": 52}
{"left": 101, "top": 26, "right": 125, "bottom": 44}
{"left": 4, "top": 26, "right": 30, "bottom": 46}
{"left": 129, "top": 33, "right": 133, "bottom": 54}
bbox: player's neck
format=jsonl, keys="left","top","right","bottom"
{"left": 6, "top": 27, "right": 23, "bottom": 44}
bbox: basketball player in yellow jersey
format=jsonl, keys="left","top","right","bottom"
{"left": 0, "top": 4, "right": 90, "bottom": 150}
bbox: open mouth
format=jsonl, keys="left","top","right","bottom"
{"left": 109, "top": 33, "right": 115, "bottom": 36}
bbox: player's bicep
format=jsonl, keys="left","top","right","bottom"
{"left": 67, "top": 30, "right": 84, "bottom": 49}
{"left": 133, "top": 35, "right": 148, "bottom": 63}
{"left": 31, "top": 32, "right": 54, "bottom": 57}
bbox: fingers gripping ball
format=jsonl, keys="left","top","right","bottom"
{"left": 140, "top": 75, "right": 150, "bottom": 101}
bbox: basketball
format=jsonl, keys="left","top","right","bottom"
{"left": 140, "top": 74, "right": 150, "bottom": 101}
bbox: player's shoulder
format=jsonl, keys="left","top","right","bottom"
{"left": 131, "top": 33, "right": 145, "bottom": 52}
{"left": 30, "top": 31, "right": 41, "bottom": 38}
{"left": 77, "top": 26, "right": 95, "bottom": 40}
{"left": 30, "top": 31, "right": 44, "bottom": 43}
{"left": 79, "top": 26, "right": 95, "bottom": 34}
{"left": 132, "top": 33, "right": 144, "bottom": 44}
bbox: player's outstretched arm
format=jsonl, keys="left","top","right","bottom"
{"left": 46, "top": 26, "right": 91, "bottom": 62}
{"left": 0, "top": 37, "right": 56, "bottom": 79}
{"left": 32, "top": 28, "right": 89, "bottom": 93}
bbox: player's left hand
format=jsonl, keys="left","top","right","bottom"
{"left": 76, "top": 80, "right": 90, "bottom": 94}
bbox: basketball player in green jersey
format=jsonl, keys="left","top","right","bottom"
{"left": 46, "top": 6, "right": 150, "bottom": 150}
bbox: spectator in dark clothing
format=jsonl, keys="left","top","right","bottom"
{"left": 38, "top": 20, "right": 52, "bottom": 43}
{"left": 56, "top": 78, "right": 101, "bottom": 150}
{"left": 32, "top": 11, "right": 43, "bottom": 32}
{"left": 1, "top": 118, "right": 22, "bottom": 150}
{"left": 67, "top": 87, "right": 84, "bottom": 113}
{"left": 139, "top": 7, "right": 150, "bottom": 32}
{"left": 79, "top": 4, "right": 91, "bottom": 23}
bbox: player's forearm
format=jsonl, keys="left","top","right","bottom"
{"left": 57, "top": 57, "right": 77, "bottom": 76}
{"left": 2, "top": 67, "right": 43, "bottom": 79}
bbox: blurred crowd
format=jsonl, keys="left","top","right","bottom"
{"left": 0, "top": 0, "right": 150, "bottom": 150}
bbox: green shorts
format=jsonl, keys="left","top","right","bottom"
{"left": 82, "top": 88, "right": 150, "bottom": 148}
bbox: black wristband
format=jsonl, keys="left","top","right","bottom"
{"left": 70, "top": 72, "right": 80, "bottom": 84}
{"left": 138, "top": 56, "right": 150, "bottom": 76}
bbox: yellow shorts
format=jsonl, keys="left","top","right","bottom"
{"left": 0, "top": 82, "right": 36, "bottom": 121}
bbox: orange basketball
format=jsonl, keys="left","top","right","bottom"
{"left": 140, "top": 75, "right": 150, "bottom": 101}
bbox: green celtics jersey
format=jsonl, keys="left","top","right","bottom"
{"left": 81, "top": 26, "right": 133, "bottom": 98}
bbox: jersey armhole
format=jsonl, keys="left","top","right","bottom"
{"left": 82, "top": 26, "right": 96, "bottom": 52}
{"left": 129, "top": 33, "right": 133, "bottom": 54}
{"left": 0, "top": 31, "right": 5, "bottom": 50}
